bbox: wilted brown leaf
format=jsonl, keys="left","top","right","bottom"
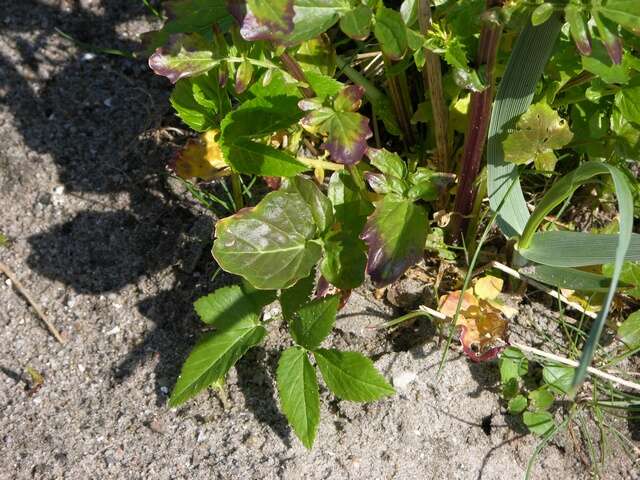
{"left": 172, "top": 129, "right": 229, "bottom": 180}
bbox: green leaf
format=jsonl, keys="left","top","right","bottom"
{"left": 283, "top": 176, "right": 334, "bottom": 234}
{"left": 542, "top": 365, "right": 573, "bottom": 395}
{"left": 290, "top": 295, "right": 339, "bottom": 349}
{"left": 300, "top": 88, "right": 372, "bottom": 165}
{"left": 531, "top": 3, "right": 554, "bottom": 26}
{"left": 374, "top": 7, "right": 408, "bottom": 60}
{"left": 581, "top": 43, "right": 631, "bottom": 84}
{"left": 276, "top": 347, "right": 321, "bottom": 448}
{"left": 170, "top": 321, "right": 266, "bottom": 406}
{"left": 519, "top": 232, "right": 640, "bottom": 267}
{"left": 487, "top": 16, "right": 562, "bottom": 238}
{"left": 596, "top": 0, "right": 640, "bottom": 36}
{"left": 603, "top": 261, "right": 640, "bottom": 299}
{"left": 170, "top": 77, "right": 217, "bottom": 131}
{"left": 213, "top": 191, "right": 323, "bottom": 289}
{"left": 618, "top": 310, "right": 640, "bottom": 349}
{"left": 162, "top": 0, "right": 232, "bottom": 34}
{"left": 280, "top": 272, "right": 316, "bottom": 321}
{"left": 565, "top": 4, "right": 592, "bottom": 56}
{"left": 285, "top": 0, "right": 351, "bottom": 45}
{"left": 519, "top": 265, "right": 617, "bottom": 292}
{"left": 305, "top": 71, "right": 344, "bottom": 98}
{"left": 361, "top": 195, "right": 428, "bottom": 287}
{"left": 194, "top": 284, "right": 275, "bottom": 328}
{"left": 615, "top": 83, "right": 640, "bottom": 125}
{"left": 240, "top": 0, "right": 295, "bottom": 41}
{"left": 296, "top": 36, "right": 337, "bottom": 76}
{"left": 366, "top": 148, "right": 406, "bottom": 179}
{"left": 313, "top": 348, "right": 394, "bottom": 401}
{"left": 149, "top": 33, "right": 218, "bottom": 83}
{"left": 523, "top": 411, "right": 554, "bottom": 436}
{"left": 503, "top": 103, "right": 572, "bottom": 172}
{"left": 339, "top": 5, "right": 372, "bottom": 40}
{"left": 499, "top": 347, "right": 528, "bottom": 384}
{"left": 220, "top": 95, "right": 307, "bottom": 176}
{"left": 407, "top": 167, "right": 450, "bottom": 202}
{"left": 508, "top": 394, "right": 528, "bottom": 414}
{"left": 320, "top": 231, "right": 367, "bottom": 290}
{"left": 528, "top": 388, "right": 554, "bottom": 411}
{"left": 502, "top": 377, "right": 519, "bottom": 400}
{"left": 328, "top": 170, "right": 373, "bottom": 235}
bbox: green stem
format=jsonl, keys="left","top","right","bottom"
{"left": 297, "top": 156, "right": 345, "bottom": 171}
{"left": 230, "top": 174, "right": 244, "bottom": 211}
{"left": 279, "top": 52, "right": 315, "bottom": 98}
{"left": 335, "top": 55, "right": 385, "bottom": 104}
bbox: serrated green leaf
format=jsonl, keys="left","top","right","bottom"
{"left": 374, "top": 7, "right": 408, "bottom": 60}
{"left": 508, "top": 394, "right": 528, "bottom": 414}
{"left": 618, "top": 310, "right": 640, "bottom": 349}
{"left": 194, "top": 284, "right": 275, "bottom": 328}
{"left": 296, "top": 36, "right": 337, "bottom": 76}
{"left": 285, "top": 0, "right": 351, "bottom": 45}
{"left": 170, "top": 77, "right": 217, "bottom": 131}
{"left": 305, "top": 71, "right": 344, "bottom": 98}
{"left": 222, "top": 139, "right": 307, "bottom": 176}
{"left": 170, "top": 323, "right": 266, "bottom": 406}
{"left": 320, "top": 231, "right": 367, "bottom": 290}
{"left": 277, "top": 347, "right": 320, "bottom": 448}
{"left": 499, "top": 347, "right": 528, "bottom": 384}
{"left": 213, "top": 191, "right": 323, "bottom": 289}
{"left": 290, "top": 295, "right": 339, "bottom": 349}
{"left": 313, "top": 348, "right": 394, "bottom": 401}
{"left": 523, "top": 411, "right": 554, "bottom": 436}
{"left": 361, "top": 195, "right": 428, "bottom": 287}
{"left": 615, "top": 84, "right": 640, "bottom": 125}
{"left": 528, "top": 388, "right": 554, "bottom": 411}
{"left": 328, "top": 170, "right": 374, "bottom": 235}
{"left": 240, "top": 0, "right": 295, "bottom": 41}
{"left": 503, "top": 103, "right": 572, "bottom": 172}
{"left": 582, "top": 43, "right": 631, "bottom": 84}
{"left": 339, "top": 4, "right": 372, "bottom": 40}
{"left": 366, "top": 148, "right": 406, "bottom": 179}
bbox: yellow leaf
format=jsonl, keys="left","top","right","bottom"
{"left": 474, "top": 275, "right": 503, "bottom": 300}
{"left": 173, "top": 129, "right": 229, "bottom": 180}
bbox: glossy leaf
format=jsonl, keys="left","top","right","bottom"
{"left": 565, "top": 4, "right": 592, "bottom": 56}
{"left": 283, "top": 176, "right": 334, "bottom": 234}
{"left": 277, "top": 347, "right": 320, "bottom": 448}
{"left": 529, "top": 388, "right": 555, "bottom": 411}
{"left": 503, "top": 103, "right": 573, "bottom": 172}
{"left": 170, "top": 316, "right": 266, "bottom": 406}
{"left": 596, "top": 0, "right": 640, "bottom": 36}
{"left": 213, "top": 191, "right": 323, "bottom": 289}
{"left": 361, "top": 195, "right": 428, "bottom": 287}
{"left": 531, "top": 3, "right": 554, "bottom": 26}
{"left": 285, "top": 0, "right": 351, "bottom": 45}
{"left": 194, "top": 283, "right": 276, "bottom": 327}
{"left": 313, "top": 348, "right": 394, "bottom": 401}
{"left": 374, "top": 7, "right": 408, "bottom": 60}
{"left": 366, "top": 148, "right": 406, "bottom": 179}
{"left": 149, "top": 33, "right": 218, "bottom": 83}
{"left": 170, "top": 76, "right": 217, "bottom": 131}
{"left": 327, "top": 170, "right": 373, "bottom": 234}
{"left": 618, "top": 310, "right": 640, "bottom": 349}
{"left": 508, "top": 395, "right": 528, "bottom": 414}
{"left": 290, "top": 295, "right": 339, "bottom": 349}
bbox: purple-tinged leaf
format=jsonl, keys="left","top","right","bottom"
{"left": 361, "top": 195, "right": 428, "bottom": 287}
{"left": 333, "top": 85, "right": 365, "bottom": 112}
{"left": 593, "top": 11, "right": 623, "bottom": 65}
{"left": 235, "top": 58, "right": 254, "bottom": 93}
{"left": 298, "top": 97, "right": 324, "bottom": 112}
{"left": 565, "top": 5, "right": 592, "bottom": 56}
{"left": 232, "top": 0, "right": 295, "bottom": 41}
{"left": 149, "top": 33, "right": 218, "bottom": 83}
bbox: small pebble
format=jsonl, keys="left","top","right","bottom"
{"left": 392, "top": 371, "right": 417, "bottom": 390}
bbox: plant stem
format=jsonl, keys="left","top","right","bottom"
{"left": 384, "top": 56, "right": 415, "bottom": 145}
{"left": 297, "top": 156, "right": 345, "bottom": 171}
{"left": 418, "top": 0, "right": 449, "bottom": 172}
{"left": 336, "top": 55, "right": 385, "bottom": 104}
{"left": 230, "top": 174, "right": 244, "bottom": 211}
{"left": 450, "top": 1, "right": 505, "bottom": 240}
{"left": 279, "top": 52, "right": 315, "bottom": 98}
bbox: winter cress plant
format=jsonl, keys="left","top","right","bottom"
{"left": 145, "top": 0, "right": 640, "bottom": 450}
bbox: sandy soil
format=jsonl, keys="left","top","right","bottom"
{"left": 1, "top": 2, "right": 638, "bottom": 479}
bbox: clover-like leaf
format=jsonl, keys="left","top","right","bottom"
{"left": 313, "top": 348, "right": 395, "bottom": 401}
{"left": 499, "top": 347, "right": 528, "bottom": 384}
{"left": 277, "top": 347, "right": 320, "bottom": 448}
{"left": 542, "top": 364, "right": 574, "bottom": 395}
{"left": 289, "top": 295, "right": 339, "bottom": 349}
{"left": 300, "top": 86, "right": 372, "bottom": 165}
{"left": 503, "top": 102, "right": 573, "bottom": 172}
{"left": 361, "top": 194, "right": 427, "bottom": 287}
{"left": 213, "top": 190, "right": 323, "bottom": 289}
{"left": 149, "top": 33, "right": 219, "bottom": 83}
{"left": 523, "top": 411, "right": 555, "bottom": 436}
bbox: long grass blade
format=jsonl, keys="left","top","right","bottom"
{"left": 486, "top": 16, "right": 561, "bottom": 237}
